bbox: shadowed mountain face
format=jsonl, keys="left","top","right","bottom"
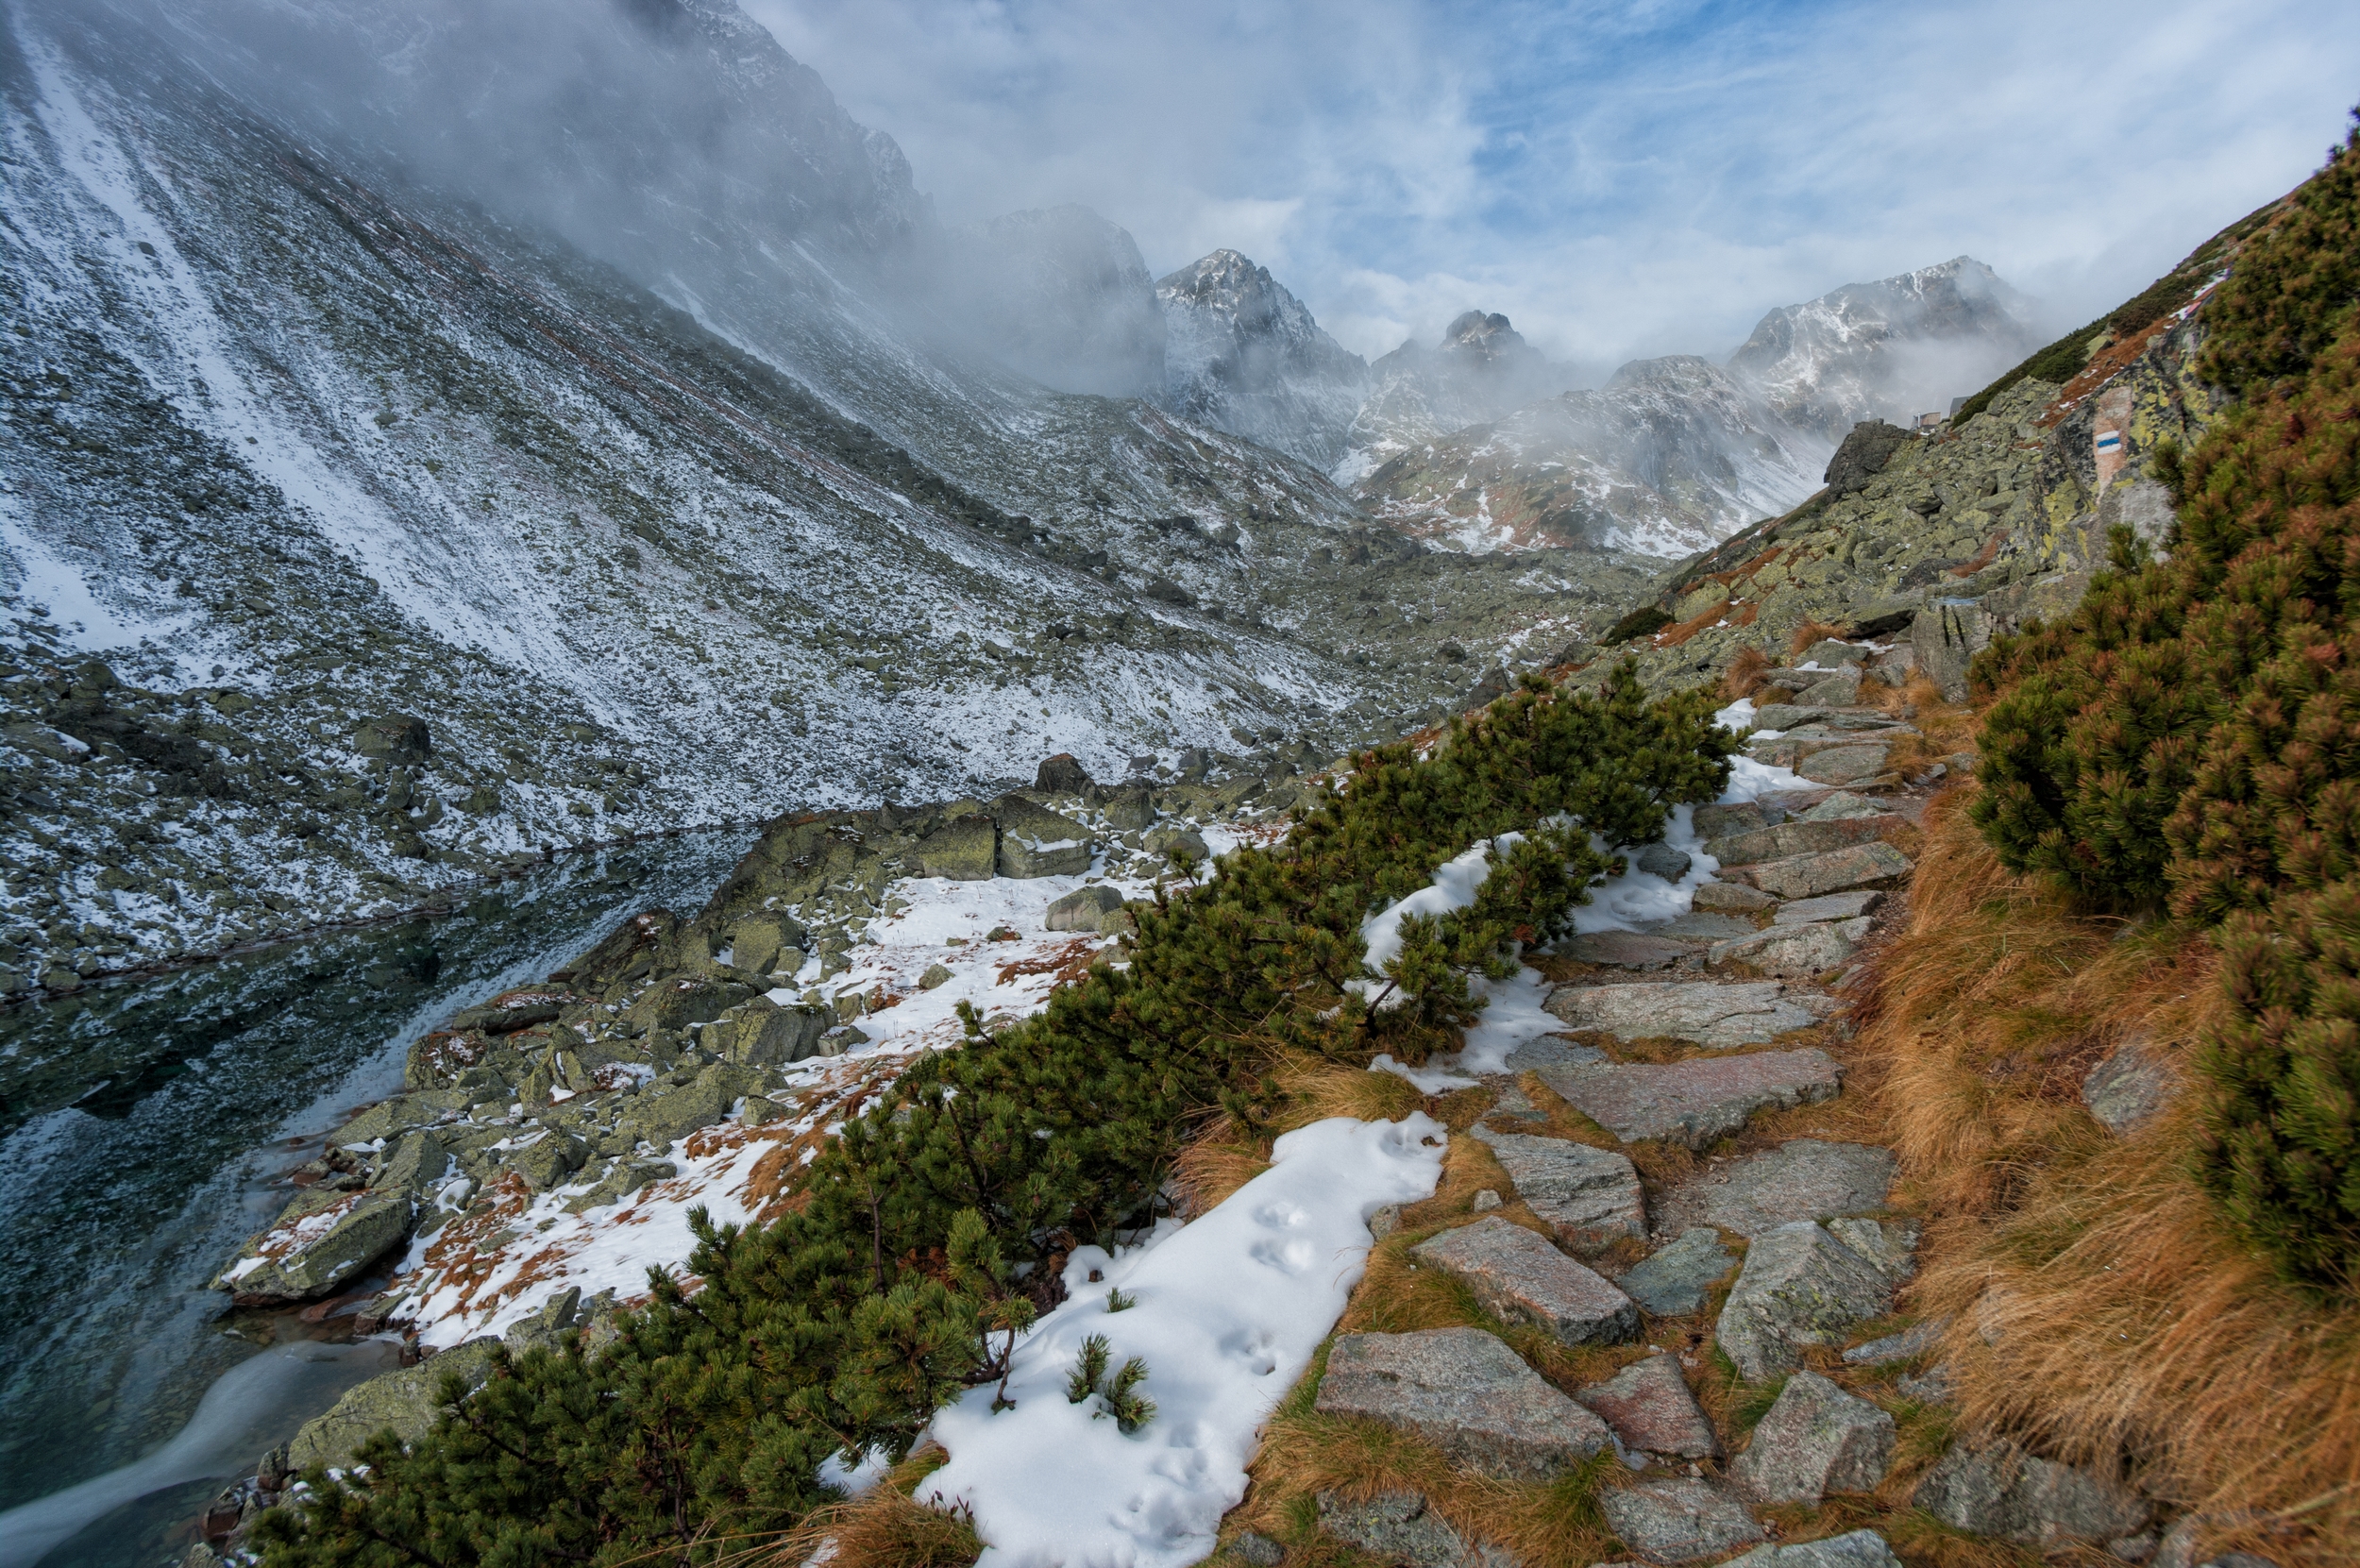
{"left": 1156, "top": 250, "right": 1368, "bottom": 470}
{"left": 947, "top": 205, "right": 1169, "bottom": 399}
{"left": 1727, "top": 257, "right": 2042, "bottom": 439}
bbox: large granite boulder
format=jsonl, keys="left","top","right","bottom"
{"left": 1657, "top": 1138, "right": 1896, "bottom": 1239}
{"left": 994, "top": 797, "right": 1092, "bottom": 877}
{"left": 1575, "top": 1353, "right": 1719, "bottom": 1459}
{"left": 919, "top": 814, "right": 999, "bottom": 880}
{"left": 1596, "top": 1477, "right": 1764, "bottom": 1564}
{"left": 1616, "top": 1227, "right": 1738, "bottom": 1316}
{"left": 1739, "top": 842, "right": 1912, "bottom": 901}
{"left": 1913, "top": 1439, "right": 2151, "bottom": 1547}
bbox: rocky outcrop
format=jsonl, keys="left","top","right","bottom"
{"left": 1536, "top": 1051, "right": 1845, "bottom": 1151}
{"left": 1156, "top": 250, "right": 1369, "bottom": 469}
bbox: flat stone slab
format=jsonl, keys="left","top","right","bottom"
{"left": 1317, "top": 1491, "right": 1513, "bottom": 1568}
{"left": 1740, "top": 842, "right": 1912, "bottom": 901}
{"left": 1705, "top": 817, "right": 1887, "bottom": 868}
{"left": 1797, "top": 744, "right": 1894, "bottom": 785}
{"left": 1650, "top": 910, "right": 1762, "bottom": 942}
{"left": 1413, "top": 1216, "right": 1641, "bottom": 1346}
{"left": 1316, "top": 1326, "right": 1611, "bottom": 1480}
{"left": 214, "top": 1189, "right": 412, "bottom": 1302}
{"left": 1576, "top": 1352, "right": 1719, "bottom": 1458}
{"left": 1536, "top": 1050, "right": 1845, "bottom": 1151}
{"left": 1775, "top": 890, "right": 1883, "bottom": 925}
{"left": 1469, "top": 1126, "right": 1646, "bottom": 1250}
{"left": 1795, "top": 792, "right": 1889, "bottom": 822}
{"left": 1558, "top": 930, "right": 1697, "bottom": 969}
{"left": 1692, "top": 881, "right": 1778, "bottom": 913}
{"left": 1729, "top": 1369, "right": 1896, "bottom": 1504}
{"left": 1709, "top": 919, "right": 1868, "bottom": 978}
{"left": 1545, "top": 981, "right": 1819, "bottom": 1049}
{"left": 1497, "top": 1036, "right": 1609, "bottom": 1075}
{"left": 1722, "top": 1531, "right": 1905, "bottom": 1568}
{"left": 1597, "top": 1477, "right": 1764, "bottom": 1564}
{"left": 1616, "top": 1227, "right": 1736, "bottom": 1316}
{"left": 1716, "top": 1221, "right": 1897, "bottom": 1381}
{"left": 1657, "top": 1138, "right": 1896, "bottom": 1239}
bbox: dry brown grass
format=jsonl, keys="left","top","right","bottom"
{"left": 1854, "top": 786, "right": 2360, "bottom": 1563}
{"left": 764, "top": 1447, "right": 983, "bottom": 1568}
{"left": 1721, "top": 645, "right": 1774, "bottom": 700}
{"left": 1790, "top": 617, "right": 1848, "bottom": 655}
{"left": 1171, "top": 1055, "right": 1426, "bottom": 1214}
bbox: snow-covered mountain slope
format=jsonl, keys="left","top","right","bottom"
{"left": 1354, "top": 356, "right": 1832, "bottom": 558}
{"left": 1339, "top": 311, "right": 1577, "bottom": 485}
{"left": 1155, "top": 250, "right": 1369, "bottom": 470}
{"left": 944, "top": 205, "right": 1168, "bottom": 399}
{"left": 0, "top": 0, "right": 1635, "bottom": 988}
{"left": 1725, "top": 257, "right": 2042, "bottom": 439}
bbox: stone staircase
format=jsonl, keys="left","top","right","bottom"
{"left": 1227, "top": 749, "right": 2195, "bottom": 1568}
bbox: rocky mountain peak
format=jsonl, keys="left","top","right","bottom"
{"left": 1441, "top": 310, "right": 1529, "bottom": 364}
{"left": 1155, "top": 249, "right": 1368, "bottom": 468}
{"left": 1726, "top": 257, "right": 2040, "bottom": 439}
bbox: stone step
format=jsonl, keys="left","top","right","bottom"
{"left": 1715, "top": 1219, "right": 1904, "bottom": 1381}
{"left": 1555, "top": 930, "right": 1697, "bottom": 969}
{"left": 1411, "top": 1216, "right": 1641, "bottom": 1347}
{"left": 1574, "top": 1351, "right": 1720, "bottom": 1459}
{"left": 1728, "top": 1369, "right": 1896, "bottom": 1504}
{"left": 1467, "top": 1126, "right": 1645, "bottom": 1250}
{"left": 1314, "top": 1326, "right": 1611, "bottom": 1480}
{"left": 1597, "top": 1476, "right": 1765, "bottom": 1564}
{"left": 1708, "top": 918, "right": 1870, "bottom": 977}
{"left": 1728, "top": 841, "right": 1912, "bottom": 901}
{"left": 1614, "top": 1226, "right": 1738, "bottom": 1315}
{"left": 1535, "top": 1049, "right": 1845, "bottom": 1151}
{"left": 1543, "top": 980, "right": 1828, "bottom": 1049}
{"left": 1654, "top": 1138, "right": 1896, "bottom": 1239}
{"left": 1705, "top": 815, "right": 1889, "bottom": 868}
{"left": 1773, "top": 890, "right": 1882, "bottom": 925}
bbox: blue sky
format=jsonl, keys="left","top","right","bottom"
{"left": 750, "top": 0, "right": 2359, "bottom": 373}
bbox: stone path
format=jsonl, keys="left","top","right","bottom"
{"left": 1279, "top": 727, "right": 2180, "bottom": 1566}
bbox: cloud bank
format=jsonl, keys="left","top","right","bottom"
{"left": 750, "top": 0, "right": 2359, "bottom": 375}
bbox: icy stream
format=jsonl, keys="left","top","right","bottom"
{"left": 0, "top": 828, "right": 753, "bottom": 1568}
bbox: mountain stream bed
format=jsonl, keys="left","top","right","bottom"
{"left": 0, "top": 826, "right": 756, "bottom": 1568}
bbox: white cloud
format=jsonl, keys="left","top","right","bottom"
{"left": 748, "top": 0, "right": 2359, "bottom": 369}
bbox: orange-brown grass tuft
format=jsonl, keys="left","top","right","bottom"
{"left": 1790, "top": 617, "right": 1847, "bottom": 655}
{"left": 1170, "top": 1054, "right": 1425, "bottom": 1214}
{"left": 1855, "top": 786, "right": 2360, "bottom": 1561}
{"left": 1721, "top": 645, "right": 1774, "bottom": 700}
{"left": 765, "top": 1447, "right": 982, "bottom": 1568}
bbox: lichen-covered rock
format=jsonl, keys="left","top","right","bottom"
{"left": 1314, "top": 1327, "right": 1610, "bottom": 1480}
{"left": 1719, "top": 1531, "right": 1905, "bottom": 1568}
{"left": 994, "top": 797, "right": 1092, "bottom": 877}
{"left": 919, "top": 814, "right": 999, "bottom": 880}
{"left": 1739, "top": 842, "right": 1913, "bottom": 901}
{"left": 286, "top": 1338, "right": 500, "bottom": 1472}
{"left": 1616, "top": 1226, "right": 1737, "bottom": 1316}
{"left": 2082, "top": 1036, "right": 2177, "bottom": 1135}
{"left": 1658, "top": 1138, "right": 1895, "bottom": 1239}
{"left": 1544, "top": 980, "right": 1820, "bottom": 1049}
{"left": 1046, "top": 884, "right": 1124, "bottom": 932}
{"left": 1709, "top": 918, "right": 1868, "bottom": 977}
{"left": 214, "top": 1189, "right": 413, "bottom": 1302}
{"left": 1729, "top": 1370, "right": 1895, "bottom": 1503}
{"left": 1912, "top": 1439, "right": 2150, "bottom": 1547}
{"left": 1316, "top": 1491, "right": 1516, "bottom": 1568}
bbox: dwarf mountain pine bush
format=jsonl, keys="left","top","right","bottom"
{"left": 255, "top": 665, "right": 1732, "bottom": 1565}
{"left": 1968, "top": 115, "right": 2360, "bottom": 1291}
